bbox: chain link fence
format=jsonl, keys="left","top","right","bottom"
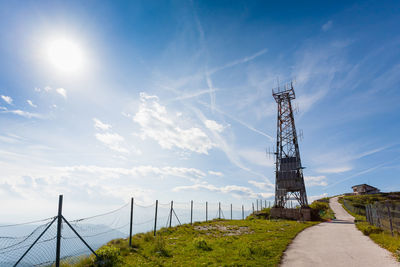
{"left": 0, "top": 195, "right": 260, "bottom": 266}
{"left": 365, "top": 201, "right": 400, "bottom": 236}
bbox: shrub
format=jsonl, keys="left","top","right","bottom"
{"left": 238, "top": 243, "right": 269, "bottom": 258}
{"left": 153, "top": 236, "right": 170, "bottom": 257}
{"left": 193, "top": 237, "right": 212, "bottom": 251}
{"left": 93, "top": 246, "right": 122, "bottom": 267}
{"left": 359, "top": 223, "right": 383, "bottom": 236}
{"left": 143, "top": 232, "right": 154, "bottom": 242}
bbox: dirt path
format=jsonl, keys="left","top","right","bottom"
{"left": 281, "top": 197, "right": 399, "bottom": 266}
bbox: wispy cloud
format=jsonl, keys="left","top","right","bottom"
{"left": 208, "top": 48, "right": 268, "bottom": 75}
{"left": 27, "top": 100, "right": 37, "bottom": 108}
{"left": 308, "top": 193, "right": 328, "bottom": 203}
{"left": 304, "top": 175, "right": 328, "bottom": 187}
{"left": 324, "top": 158, "right": 400, "bottom": 189}
{"left": 248, "top": 179, "right": 274, "bottom": 190}
{"left": 62, "top": 164, "right": 206, "bottom": 178}
{"left": 198, "top": 100, "right": 274, "bottom": 141}
{"left": 170, "top": 88, "right": 217, "bottom": 102}
{"left": 95, "top": 132, "right": 129, "bottom": 153}
{"left": 204, "top": 119, "right": 224, "bottom": 133}
{"left": 133, "top": 92, "right": 216, "bottom": 154}
{"left": 93, "top": 118, "right": 111, "bottom": 131}
{"left": 190, "top": 105, "right": 274, "bottom": 187}
{"left": 1, "top": 109, "right": 43, "bottom": 119}
{"left": 173, "top": 182, "right": 274, "bottom": 199}
{"left": 208, "top": 170, "right": 223, "bottom": 177}
{"left": 1, "top": 95, "right": 12, "bottom": 105}
{"left": 316, "top": 166, "right": 352, "bottom": 174}
{"left": 322, "top": 20, "right": 333, "bottom": 32}
{"left": 56, "top": 88, "right": 67, "bottom": 99}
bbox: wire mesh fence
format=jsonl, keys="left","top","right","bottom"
{"left": 342, "top": 199, "right": 366, "bottom": 216}
{"left": 0, "top": 196, "right": 263, "bottom": 266}
{"left": 366, "top": 201, "right": 400, "bottom": 236}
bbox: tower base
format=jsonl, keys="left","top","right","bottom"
{"left": 270, "top": 207, "right": 312, "bottom": 221}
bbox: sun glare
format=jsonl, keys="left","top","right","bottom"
{"left": 46, "top": 37, "right": 85, "bottom": 74}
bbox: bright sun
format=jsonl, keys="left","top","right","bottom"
{"left": 46, "top": 37, "right": 85, "bottom": 74}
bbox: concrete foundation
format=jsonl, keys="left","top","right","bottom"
{"left": 270, "top": 207, "right": 312, "bottom": 221}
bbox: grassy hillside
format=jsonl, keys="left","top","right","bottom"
{"left": 71, "top": 219, "right": 318, "bottom": 266}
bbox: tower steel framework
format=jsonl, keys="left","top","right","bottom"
{"left": 272, "top": 82, "right": 308, "bottom": 208}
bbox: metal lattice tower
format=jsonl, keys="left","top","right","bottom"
{"left": 272, "top": 82, "right": 308, "bottom": 208}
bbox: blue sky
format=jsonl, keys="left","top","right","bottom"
{"left": 0, "top": 0, "right": 399, "bottom": 221}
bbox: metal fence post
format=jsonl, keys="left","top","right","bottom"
{"left": 129, "top": 197, "right": 134, "bottom": 247}
{"left": 190, "top": 200, "right": 193, "bottom": 225}
{"left": 252, "top": 203, "right": 254, "bottom": 213}
{"left": 230, "top": 204, "right": 232, "bottom": 220}
{"left": 56, "top": 195, "right": 63, "bottom": 267}
{"left": 218, "top": 202, "right": 221, "bottom": 219}
{"left": 242, "top": 205, "right": 244, "bottom": 220}
{"left": 154, "top": 200, "right": 158, "bottom": 236}
{"left": 169, "top": 201, "right": 173, "bottom": 228}
{"left": 206, "top": 201, "right": 208, "bottom": 222}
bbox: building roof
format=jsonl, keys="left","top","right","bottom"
{"left": 351, "top": 184, "right": 379, "bottom": 190}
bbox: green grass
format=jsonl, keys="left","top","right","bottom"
{"left": 339, "top": 195, "right": 400, "bottom": 261}
{"left": 73, "top": 219, "right": 318, "bottom": 266}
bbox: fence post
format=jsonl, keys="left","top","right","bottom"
{"left": 256, "top": 200, "right": 258, "bottom": 211}
{"left": 218, "top": 202, "right": 221, "bottom": 219}
{"left": 242, "top": 205, "right": 244, "bottom": 220}
{"left": 252, "top": 203, "right": 254, "bottom": 213}
{"left": 206, "top": 201, "right": 208, "bottom": 222}
{"left": 386, "top": 202, "right": 394, "bottom": 237}
{"left": 55, "top": 195, "right": 63, "bottom": 267}
{"left": 154, "top": 200, "right": 158, "bottom": 236}
{"left": 129, "top": 197, "right": 134, "bottom": 247}
{"left": 169, "top": 201, "right": 173, "bottom": 228}
{"left": 230, "top": 204, "right": 232, "bottom": 220}
{"left": 190, "top": 200, "right": 193, "bottom": 225}
{"left": 376, "top": 205, "right": 382, "bottom": 228}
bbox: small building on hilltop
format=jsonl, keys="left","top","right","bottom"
{"left": 352, "top": 184, "right": 380, "bottom": 195}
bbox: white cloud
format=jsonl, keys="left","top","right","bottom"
{"left": 308, "top": 193, "right": 328, "bottom": 203}
{"left": 322, "top": 20, "right": 333, "bottom": 32}
{"left": 44, "top": 86, "right": 52, "bottom": 92}
{"left": 95, "top": 132, "right": 129, "bottom": 153}
{"left": 248, "top": 179, "right": 274, "bottom": 190}
{"left": 173, "top": 182, "right": 274, "bottom": 199}
{"left": 133, "top": 92, "right": 216, "bottom": 154}
{"left": 93, "top": 118, "right": 111, "bottom": 131}
{"left": 59, "top": 165, "right": 206, "bottom": 181}
{"left": 208, "top": 170, "right": 223, "bottom": 177}
{"left": 1, "top": 95, "right": 13, "bottom": 105}
{"left": 316, "top": 166, "right": 352, "bottom": 174}
{"left": 56, "top": 88, "right": 67, "bottom": 98}
{"left": 1, "top": 109, "right": 43, "bottom": 119}
{"left": 304, "top": 175, "right": 328, "bottom": 187}
{"left": 27, "top": 100, "right": 37, "bottom": 108}
{"left": 204, "top": 119, "right": 224, "bottom": 133}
